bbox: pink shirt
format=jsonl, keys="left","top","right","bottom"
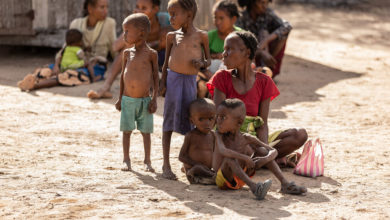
{"left": 207, "top": 69, "right": 280, "bottom": 116}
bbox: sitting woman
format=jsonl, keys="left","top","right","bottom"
{"left": 208, "top": 31, "right": 307, "bottom": 194}
{"left": 17, "top": 0, "right": 116, "bottom": 91}
{"left": 87, "top": 0, "right": 171, "bottom": 99}
{"left": 236, "top": 0, "right": 292, "bottom": 78}
{"left": 197, "top": 0, "right": 241, "bottom": 98}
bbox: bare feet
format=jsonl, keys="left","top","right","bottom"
{"left": 144, "top": 163, "right": 155, "bottom": 172}
{"left": 87, "top": 89, "right": 113, "bottom": 99}
{"left": 17, "top": 74, "right": 35, "bottom": 91}
{"left": 121, "top": 160, "right": 132, "bottom": 171}
{"left": 162, "top": 166, "right": 177, "bottom": 180}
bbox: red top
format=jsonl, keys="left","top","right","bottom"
{"left": 207, "top": 69, "right": 280, "bottom": 116}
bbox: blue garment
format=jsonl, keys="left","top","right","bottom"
{"left": 49, "top": 63, "right": 106, "bottom": 81}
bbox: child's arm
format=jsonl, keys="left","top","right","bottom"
{"left": 148, "top": 50, "right": 159, "bottom": 114}
{"left": 115, "top": 49, "right": 129, "bottom": 111}
{"left": 192, "top": 31, "right": 212, "bottom": 70}
{"left": 256, "top": 98, "right": 271, "bottom": 144}
{"left": 160, "top": 32, "right": 174, "bottom": 96}
{"left": 243, "top": 133, "right": 274, "bottom": 151}
{"left": 215, "top": 133, "right": 255, "bottom": 169}
{"left": 178, "top": 134, "right": 201, "bottom": 167}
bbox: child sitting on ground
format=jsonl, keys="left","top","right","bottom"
{"left": 160, "top": 0, "right": 211, "bottom": 180}
{"left": 17, "top": 29, "right": 103, "bottom": 91}
{"left": 179, "top": 98, "right": 216, "bottom": 184}
{"left": 115, "top": 13, "right": 159, "bottom": 172}
{"left": 213, "top": 98, "right": 278, "bottom": 200}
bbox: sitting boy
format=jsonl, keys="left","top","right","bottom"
{"left": 213, "top": 98, "right": 278, "bottom": 200}
{"left": 179, "top": 98, "right": 216, "bottom": 184}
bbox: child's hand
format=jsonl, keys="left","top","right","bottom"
{"left": 148, "top": 99, "right": 157, "bottom": 113}
{"left": 115, "top": 99, "right": 121, "bottom": 111}
{"left": 192, "top": 59, "right": 205, "bottom": 70}
{"left": 245, "top": 156, "right": 255, "bottom": 169}
{"left": 159, "top": 80, "right": 166, "bottom": 97}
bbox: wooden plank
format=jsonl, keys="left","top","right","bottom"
{"left": 0, "top": 0, "right": 34, "bottom": 35}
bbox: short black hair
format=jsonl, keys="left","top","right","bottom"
{"left": 213, "top": 0, "right": 239, "bottom": 18}
{"left": 231, "top": 31, "right": 258, "bottom": 60}
{"left": 238, "top": 0, "right": 272, "bottom": 9}
{"left": 189, "top": 98, "right": 216, "bottom": 116}
{"left": 66, "top": 29, "right": 83, "bottom": 46}
{"left": 219, "top": 98, "right": 245, "bottom": 110}
{"left": 168, "top": 0, "right": 197, "bottom": 19}
{"left": 123, "top": 13, "right": 151, "bottom": 35}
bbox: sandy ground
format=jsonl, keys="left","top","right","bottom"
{"left": 1, "top": 2, "right": 390, "bottom": 219}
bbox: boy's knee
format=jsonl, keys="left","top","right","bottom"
{"left": 256, "top": 146, "right": 269, "bottom": 156}
{"left": 123, "top": 131, "right": 132, "bottom": 135}
{"left": 141, "top": 132, "right": 151, "bottom": 137}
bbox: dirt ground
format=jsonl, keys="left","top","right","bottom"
{"left": 1, "top": 2, "right": 390, "bottom": 219}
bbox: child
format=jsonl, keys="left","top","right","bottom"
{"left": 115, "top": 13, "right": 159, "bottom": 172}
{"left": 17, "top": 29, "right": 102, "bottom": 91}
{"left": 197, "top": 0, "right": 242, "bottom": 98}
{"left": 213, "top": 98, "right": 278, "bottom": 200}
{"left": 160, "top": 0, "right": 211, "bottom": 180}
{"left": 179, "top": 98, "right": 216, "bottom": 184}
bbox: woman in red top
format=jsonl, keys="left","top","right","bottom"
{"left": 208, "top": 31, "right": 307, "bottom": 194}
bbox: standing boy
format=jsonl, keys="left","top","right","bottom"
{"left": 115, "top": 13, "right": 159, "bottom": 172}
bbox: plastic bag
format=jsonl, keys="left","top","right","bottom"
{"left": 293, "top": 138, "right": 324, "bottom": 177}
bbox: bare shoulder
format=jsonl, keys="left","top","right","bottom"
{"left": 166, "top": 31, "right": 177, "bottom": 39}
{"left": 147, "top": 46, "right": 158, "bottom": 57}
{"left": 196, "top": 29, "right": 208, "bottom": 38}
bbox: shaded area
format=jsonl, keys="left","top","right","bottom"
{"left": 131, "top": 169, "right": 330, "bottom": 219}
{"left": 270, "top": 54, "right": 362, "bottom": 119}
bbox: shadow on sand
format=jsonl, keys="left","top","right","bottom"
{"left": 130, "top": 169, "right": 331, "bottom": 219}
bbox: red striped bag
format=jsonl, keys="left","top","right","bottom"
{"left": 293, "top": 138, "right": 324, "bottom": 177}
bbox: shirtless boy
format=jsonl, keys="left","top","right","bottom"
{"left": 115, "top": 13, "right": 159, "bottom": 172}
{"left": 160, "top": 0, "right": 211, "bottom": 180}
{"left": 213, "top": 98, "right": 278, "bottom": 200}
{"left": 179, "top": 98, "right": 216, "bottom": 184}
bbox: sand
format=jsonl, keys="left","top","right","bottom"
{"left": 1, "top": 2, "right": 389, "bottom": 219}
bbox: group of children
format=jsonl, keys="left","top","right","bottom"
{"left": 116, "top": 0, "right": 305, "bottom": 200}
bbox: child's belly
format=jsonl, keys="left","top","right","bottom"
{"left": 123, "top": 72, "right": 153, "bottom": 98}
{"left": 168, "top": 45, "right": 202, "bottom": 75}
{"left": 189, "top": 149, "right": 213, "bottom": 169}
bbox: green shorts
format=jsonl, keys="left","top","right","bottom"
{"left": 120, "top": 96, "right": 153, "bottom": 133}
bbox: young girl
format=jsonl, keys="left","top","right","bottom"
{"left": 236, "top": 0, "right": 292, "bottom": 78}
{"left": 197, "top": 0, "right": 242, "bottom": 98}
{"left": 160, "top": 0, "right": 211, "bottom": 180}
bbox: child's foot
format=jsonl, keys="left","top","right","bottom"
{"left": 87, "top": 89, "right": 113, "bottom": 99}
{"left": 121, "top": 160, "right": 132, "bottom": 171}
{"left": 162, "top": 166, "right": 177, "bottom": 180}
{"left": 253, "top": 179, "right": 272, "bottom": 200}
{"left": 281, "top": 181, "right": 307, "bottom": 195}
{"left": 144, "top": 163, "right": 155, "bottom": 172}
{"left": 17, "top": 74, "right": 35, "bottom": 91}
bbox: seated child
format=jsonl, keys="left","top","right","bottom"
{"left": 179, "top": 98, "right": 216, "bottom": 185}
{"left": 17, "top": 29, "right": 104, "bottom": 91}
{"left": 60, "top": 29, "right": 103, "bottom": 82}
{"left": 115, "top": 13, "right": 159, "bottom": 172}
{"left": 213, "top": 98, "right": 278, "bottom": 200}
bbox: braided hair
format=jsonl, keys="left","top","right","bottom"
{"left": 233, "top": 31, "right": 258, "bottom": 60}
